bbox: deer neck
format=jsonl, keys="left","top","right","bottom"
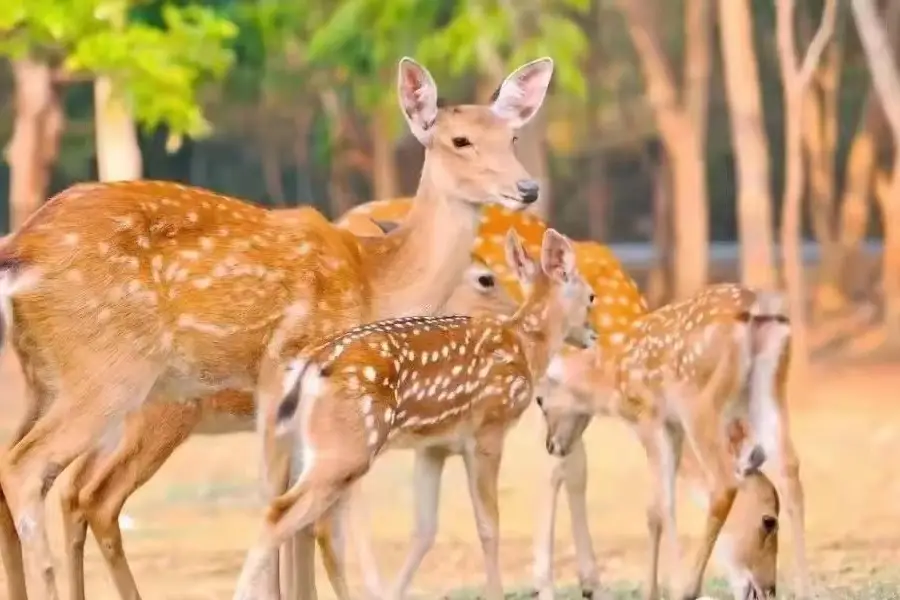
{"left": 365, "top": 162, "right": 480, "bottom": 320}
{"left": 508, "top": 290, "right": 565, "bottom": 380}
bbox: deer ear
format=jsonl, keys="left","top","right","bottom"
{"left": 540, "top": 228, "right": 576, "bottom": 283}
{"left": 490, "top": 57, "right": 554, "bottom": 129}
{"left": 504, "top": 230, "right": 536, "bottom": 285}
{"left": 398, "top": 57, "right": 439, "bottom": 145}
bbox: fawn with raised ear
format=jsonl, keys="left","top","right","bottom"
{"left": 0, "top": 55, "right": 555, "bottom": 600}
{"left": 536, "top": 283, "right": 804, "bottom": 600}
{"left": 232, "top": 228, "right": 596, "bottom": 600}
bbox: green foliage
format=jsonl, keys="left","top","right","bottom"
{"left": 0, "top": 0, "right": 238, "bottom": 137}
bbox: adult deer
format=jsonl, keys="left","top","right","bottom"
{"left": 0, "top": 54, "right": 555, "bottom": 600}
{"left": 41, "top": 208, "right": 518, "bottom": 600}
{"left": 233, "top": 228, "right": 596, "bottom": 600}
{"left": 536, "top": 284, "right": 804, "bottom": 600}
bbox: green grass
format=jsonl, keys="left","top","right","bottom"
{"left": 442, "top": 579, "right": 900, "bottom": 599}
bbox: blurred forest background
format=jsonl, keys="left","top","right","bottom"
{"left": 2, "top": 0, "right": 899, "bottom": 348}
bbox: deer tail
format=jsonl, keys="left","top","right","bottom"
{"left": 274, "top": 358, "right": 324, "bottom": 435}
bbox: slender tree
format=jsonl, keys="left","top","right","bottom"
{"left": 615, "top": 0, "right": 712, "bottom": 300}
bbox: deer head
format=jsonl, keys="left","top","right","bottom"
{"left": 506, "top": 229, "right": 597, "bottom": 357}
{"left": 399, "top": 57, "right": 554, "bottom": 211}
{"left": 712, "top": 471, "right": 779, "bottom": 600}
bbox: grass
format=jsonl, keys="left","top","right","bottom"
{"left": 442, "top": 579, "right": 900, "bottom": 599}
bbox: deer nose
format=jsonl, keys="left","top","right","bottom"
{"left": 517, "top": 179, "right": 540, "bottom": 204}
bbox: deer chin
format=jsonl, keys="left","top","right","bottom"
{"left": 497, "top": 194, "right": 532, "bottom": 212}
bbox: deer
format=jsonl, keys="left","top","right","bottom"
{"left": 534, "top": 283, "right": 805, "bottom": 600}
{"left": 41, "top": 208, "right": 519, "bottom": 600}
{"left": 231, "top": 228, "right": 596, "bottom": 600}
{"left": 0, "top": 54, "right": 555, "bottom": 600}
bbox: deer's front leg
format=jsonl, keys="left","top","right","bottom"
{"left": 532, "top": 452, "right": 566, "bottom": 600}
{"left": 562, "top": 439, "right": 608, "bottom": 599}
{"left": 387, "top": 447, "right": 448, "bottom": 600}
{"left": 463, "top": 429, "right": 505, "bottom": 600}
{"left": 635, "top": 421, "right": 682, "bottom": 600}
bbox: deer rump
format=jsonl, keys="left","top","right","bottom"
{"left": 699, "top": 293, "right": 791, "bottom": 476}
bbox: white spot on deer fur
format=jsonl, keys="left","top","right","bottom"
{"left": 363, "top": 366, "right": 376, "bottom": 382}
{"left": 63, "top": 232, "right": 79, "bottom": 245}
{"left": 65, "top": 269, "right": 83, "bottom": 283}
{"left": 97, "top": 242, "right": 110, "bottom": 255}
{"left": 193, "top": 278, "right": 212, "bottom": 289}
{"left": 97, "top": 308, "right": 111, "bottom": 323}
{"left": 368, "top": 430, "right": 379, "bottom": 447}
{"left": 199, "top": 237, "right": 214, "bottom": 250}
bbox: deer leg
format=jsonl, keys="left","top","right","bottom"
{"left": 234, "top": 443, "right": 370, "bottom": 600}
{"left": 562, "top": 439, "right": 607, "bottom": 599}
{"left": 77, "top": 400, "right": 201, "bottom": 600}
{"left": 678, "top": 423, "right": 736, "bottom": 600}
{"left": 0, "top": 370, "right": 159, "bottom": 600}
{"left": 532, "top": 452, "right": 566, "bottom": 600}
{"left": 636, "top": 422, "right": 682, "bottom": 600}
{"left": 344, "top": 480, "right": 385, "bottom": 599}
{"left": 57, "top": 453, "right": 100, "bottom": 600}
{"left": 463, "top": 430, "right": 505, "bottom": 600}
{"left": 0, "top": 482, "right": 27, "bottom": 600}
{"left": 1, "top": 378, "right": 54, "bottom": 600}
{"left": 387, "top": 447, "right": 448, "bottom": 600}
{"left": 315, "top": 507, "right": 352, "bottom": 600}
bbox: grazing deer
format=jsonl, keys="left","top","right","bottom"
{"left": 535, "top": 283, "right": 804, "bottom": 600}
{"left": 0, "top": 54, "right": 555, "bottom": 600}
{"left": 232, "top": 229, "right": 596, "bottom": 600}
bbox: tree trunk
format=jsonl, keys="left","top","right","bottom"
{"left": 831, "top": 0, "right": 900, "bottom": 303}
{"left": 6, "top": 58, "right": 64, "bottom": 230}
{"left": 719, "top": 0, "right": 777, "bottom": 288}
{"left": 777, "top": 0, "right": 837, "bottom": 411}
{"left": 370, "top": 103, "right": 398, "bottom": 201}
{"left": 832, "top": 92, "right": 879, "bottom": 301}
{"left": 668, "top": 135, "right": 710, "bottom": 298}
{"left": 261, "top": 143, "right": 286, "bottom": 206}
{"left": 586, "top": 150, "right": 611, "bottom": 241}
{"left": 616, "top": 0, "right": 710, "bottom": 299}
{"left": 94, "top": 75, "right": 142, "bottom": 182}
{"left": 646, "top": 142, "right": 674, "bottom": 308}
{"left": 803, "top": 11, "right": 844, "bottom": 315}
{"left": 851, "top": 0, "right": 900, "bottom": 338}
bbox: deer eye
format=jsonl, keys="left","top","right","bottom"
{"left": 589, "top": 293, "right": 596, "bottom": 305}
{"left": 452, "top": 136, "right": 472, "bottom": 149}
{"left": 476, "top": 274, "right": 495, "bottom": 289}
{"left": 512, "top": 135, "right": 519, "bottom": 144}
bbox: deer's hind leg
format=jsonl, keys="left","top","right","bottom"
{"left": 1, "top": 360, "right": 56, "bottom": 600}
{"left": 73, "top": 399, "right": 202, "bottom": 600}
{"left": 0, "top": 360, "right": 161, "bottom": 600}
{"left": 635, "top": 421, "right": 683, "bottom": 600}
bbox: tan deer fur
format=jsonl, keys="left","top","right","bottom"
{"left": 0, "top": 55, "right": 556, "bottom": 600}
{"left": 43, "top": 209, "right": 519, "bottom": 600}
{"left": 536, "top": 283, "right": 803, "bottom": 600}
{"left": 231, "top": 229, "right": 595, "bottom": 600}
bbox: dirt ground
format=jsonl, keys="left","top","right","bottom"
{"left": 1, "top": 352, "right": 899, "bottom": 599}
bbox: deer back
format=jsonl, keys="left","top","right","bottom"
{"left": 277, "top": 315, "right": 535, "bottom": 453}
{"left": 2, "top": 181, "right": 369, "bottom": 388}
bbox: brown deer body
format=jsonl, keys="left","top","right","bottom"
{"left": 233, "top": 229, "right": 595, "bottom": 600}
{"left": 0, "top": 55, "right": 555, "bottom": 600}
{"left": 48, "top": 209, "right": 519, "bottom": 600}
{"left": 537, "top": 283, "right": 803, "bottom": 600}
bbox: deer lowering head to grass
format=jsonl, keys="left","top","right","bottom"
{"left": 536, "top": 284, "right": 804, "bottom": 600}
{"left": 231, "top": 228, "right": 596, "bottom": 600}
{"left": 0, "top": 55, "right": 555, "bottom": 600}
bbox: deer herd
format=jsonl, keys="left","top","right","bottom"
{"left": 0, "top": 57, "right": 810, "bottom": 600}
